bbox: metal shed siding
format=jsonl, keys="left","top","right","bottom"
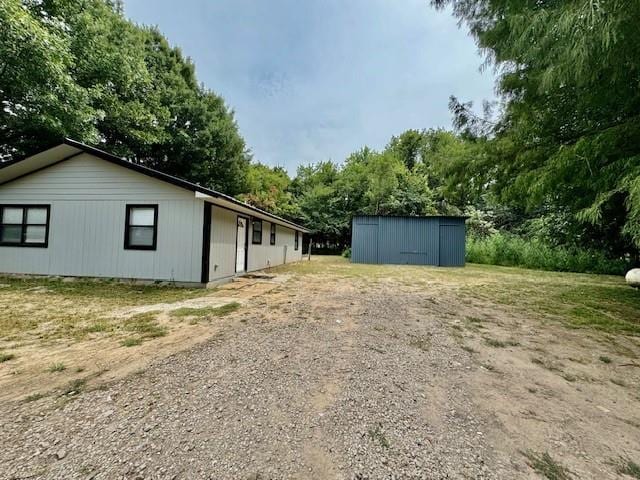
{"left": 351, "top": 215, "right": 465, "bottom": 266}
{"left": 0, "top": 153, "right": 204, "bottom": 282}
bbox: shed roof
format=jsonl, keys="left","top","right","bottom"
{"left": 0, "top": 139, "right": 309, "bottom": 233}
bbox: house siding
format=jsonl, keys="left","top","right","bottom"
{"left": 0, "top": 154, "right": 204, "bottom": 282}
{"left": 208, "top": 206, "right": 303, "bottom": 282}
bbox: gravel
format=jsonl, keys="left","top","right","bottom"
{"left": 0, "top": 275, "right": 510, "bottom": 479}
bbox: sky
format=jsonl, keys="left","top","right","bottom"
{"left": 125, "top": 0, "right": 496, "bottom": 173}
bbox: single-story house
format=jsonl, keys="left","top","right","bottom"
{"left": 351, "top": 215, "right": 466, "bottom": 266}
{"left": 0, "top": 139, "right": 309, "bottom": 286}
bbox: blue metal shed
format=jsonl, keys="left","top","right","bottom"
{"left": 351, "top": 215, "right": 466, "bottom": 266}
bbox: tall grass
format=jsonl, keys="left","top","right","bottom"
{"left": 466, "top": 233, "right": 631, "bottom": 275}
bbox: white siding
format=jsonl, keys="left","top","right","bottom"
{"left": 0, "top": 154, "right": 203, "bottom": 282}
{"left": 247, "top": 220, "right": 302, "bottom": 272}
{"left": 209, "top": 205, "right": 238, "bottom": 281}
{"left": 208, "top": 207, "right": 303, "bottom": 282}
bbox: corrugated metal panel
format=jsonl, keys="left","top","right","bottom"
{"left": 351, "top": 215, "right": 465, "bottom": 267}
{"left": 351, "top": 216, "right": 378, "bottom": 263}
{"left": 438, "top": 222, "right": 466, "bottom": 266}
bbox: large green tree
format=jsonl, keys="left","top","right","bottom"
{"left": 0, "top": 0, "right": 249, "bottom": 194}
{"left": 432, "top": 0, "right": 640, "bottom": 256}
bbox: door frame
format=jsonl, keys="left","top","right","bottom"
{"left": 235, "top": 214, "right": 249, "bottom": 273}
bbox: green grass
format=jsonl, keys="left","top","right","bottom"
{"left": 599, "top": 355, "right": 612, "bottom": 364}
{"left": 23, "top": 392, "right": 45, "bottom": 402}
{"left": 120, "top": 337, "right": 143, "bottom": 347}
{"left": 48, "top": 362, "right": 66, "bottom": 372}
{"left": 522, "top": 451, "right": 572, "bottom": 480}
{"left": 122, "top": 311, "right": 167, "bottom": 339}
{"left": 0, "top": 352, "right": 15, "bottom": 362}
{"left": 170, "top": 302, "right": 241, "bottom": 319}
{"left": 466, "top": 233, "right": 630, "bottom": 275}
{"left": 367, "top": 424, "right": 390, "bottom": 449}
{"left": 617, "top": 458, "right": 640, "bottom": 479}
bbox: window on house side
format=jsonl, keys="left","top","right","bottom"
{"left": 252, "top": 219, "right": 262, "bottom": 244}
{"left": 125, "top": 205, "right": 158, "bottom": 250}
{"left": 0, "top": 205, "right": 50, "bottom": 247}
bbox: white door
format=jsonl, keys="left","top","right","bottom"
{"left": 236, "top": 217, "right": 247, "bottom": 273}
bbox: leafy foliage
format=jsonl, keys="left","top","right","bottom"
{"left": 1, "top": 0, "right": 249, "bottom": 194}
{"left": 431, "top": 0, "right": 640, "bottom": 258}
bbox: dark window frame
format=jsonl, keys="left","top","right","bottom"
{"left": 294, "top": 231, "right": 299, "bottom": 250}
{"left": 0, "top": 204, "right": 50, "bottom": 248}
{"left": 124, "top": 204, "right": 158, "bottom": 251}
{"left": 270, "top": 223, "right": 276, "bottom": 245}
{"left": 252, "top": 218, "right": 263, "bottom": 245}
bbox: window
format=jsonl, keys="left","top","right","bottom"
{"left": 295, "top": 231, "right": 299, "bottom": 250}
{"left": 0, "top": 205, "right": 50, "bottom": 247}
{"left": 124, "top": 205, "right": 158, "bottom": 250}
{"left": 270, "top": 223, "right": 276, "bottom": 245}
{"left": 252, "top": 219, "right": 262, "bottom": 244}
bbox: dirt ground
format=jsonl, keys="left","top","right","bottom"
{"left": 1, "top": 257, "right": 639, "bottom": 479}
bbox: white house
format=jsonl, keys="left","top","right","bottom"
{"left": 0, "top": 139, "right": 309, "bottom": 286}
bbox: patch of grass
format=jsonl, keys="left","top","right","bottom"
{"left": 24, "top": 392, "right": 45, "bottom": 402}
{"left": 121, "top": 337, "right": 143, "bottom": 347}
{"left": 170, "top": 302, "right": 241, "bottom": 320}
{"left": 368, "top": 424, "right": 390, "bottom": 449}
{"left": 0, "top": 352, "right": 16, "bottom": 362}
{"left": 485, "top": 338, "right": 520, "bottom": 348}
{"left": 48, "top": 362, "right": 66, "bottom": 372}
{"left": 84, "top": 321, "right": 112, "bottom": 333}
{"left": 599, "top": 355, "right": 612, "bottom": 364}
{"left": 61, "top": 378, "right": 86, "bottom": 396}
{"left": 522, "top": 451, "right": 572, "bottom": 480}
{"left": 616, "top": 458, "right": 640, "bottom": 479}
{"left": 123, "top": 312, "right": 167, "bottom": 339}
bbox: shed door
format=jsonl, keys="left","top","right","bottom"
{"left": 236, "top": 217, "right": 247, "bottom": 273}
{"left": 439, "top": 224, "right": 465, "bottom": 266}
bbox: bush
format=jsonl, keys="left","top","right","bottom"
{"left": 342, "top": 247, "right": 352, "bottom": 259}
{"left": 466, "top": 233, "right": 631, "bottom": 275}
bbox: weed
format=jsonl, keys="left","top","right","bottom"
{"left": 368, "top": 424, "right": 390, "bottom": 449}
{"left": 485, "top": 338, "right": 519, "bottom": 348}
{"left": 0, "top": 352, "right": 15, "bottom": 362}
{"left": 599, "top": 355, "right": 612, "bottom": 364}
{"left": 522, "top": 451, "right": 572, "bottom": 480}
{"left": 616, "top": 458, "right": 640, "bottom": 479}
{"left": 170, "top": 302, "right": 240, "bottom": 319}
{"left": 48, "top": 362, "right": 66, "bottom": 372}
{"left": 121, "top": 337, "right": 143, "bottom": 347}
{"left": 123, "top": 312, "right": 167, "bottom": 339}
{"left": 24, "top": 392, "right": 45, "bottom": 402}
{"left": 61, "top": 378, "right": 86, "bottom": 396}
{"left": 84, "top": 321, "right": 111, "bottom": 333}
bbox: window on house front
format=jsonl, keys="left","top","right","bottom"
{"left": 270, "top": 223, "right": 276, "bottom": 245}
{"left": 0, "top": 205, "right": 50, "bottom": 247}
{"left": 295, "top": 231, "right": 299, "bottom": 250}
{"left": 252, "top": 219, "right": 262, "bottom": 244}
{"left": 124, "top": 205, "right": 158, "bottom": 250}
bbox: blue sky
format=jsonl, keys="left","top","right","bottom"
{"left": 125, "top": 0, "right": 495, "bottom": 173}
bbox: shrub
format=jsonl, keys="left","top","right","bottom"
{"left": 342, "top": 247, "right": 352, "bottom": 259}
{"left": 466, "top": 233, "right": 631, "bottom": 275}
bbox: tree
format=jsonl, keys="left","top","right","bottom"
{"left": 432, "top": 0, "right": 640, "bottom": 256}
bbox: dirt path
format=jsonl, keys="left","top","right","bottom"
{"left": 1, "top": 268, "right": 639, "bottom": 479}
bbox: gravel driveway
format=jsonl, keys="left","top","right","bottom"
{"left": 2, "top": 260, "right": 639, "bottom": 479}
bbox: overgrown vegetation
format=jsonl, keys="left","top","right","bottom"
{"left": 467, "top": 234, "right": 631, "bottom": 275}
{"left": 522, "top": 451, "right": 572, "bottom": 480}
{"left": 616, "top": 458, "right": 640, "bottom": 479}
